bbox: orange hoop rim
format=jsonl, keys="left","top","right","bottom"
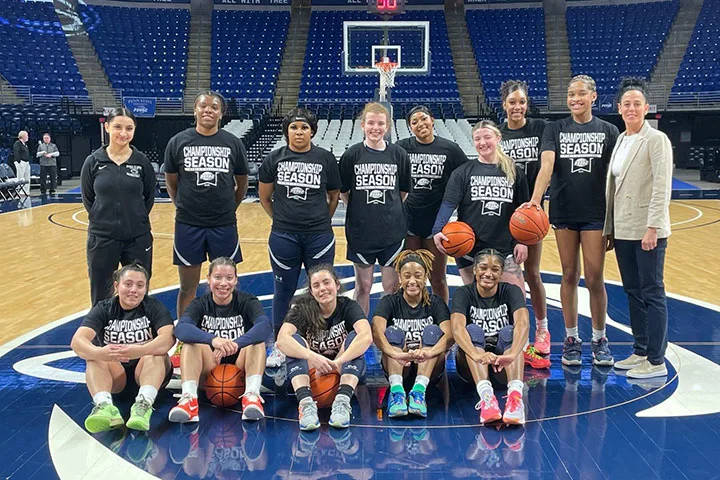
{"left": 374, "top": 60, "right": 399, "bottom": 72}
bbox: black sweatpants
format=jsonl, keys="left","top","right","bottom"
{"left": 39, "top": 165, "right": 57, "bottom": 193}
{"left": 87, "top": 232, "right": 153, "bottom": 305}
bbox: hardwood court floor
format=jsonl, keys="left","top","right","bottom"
{"left": 0, "top": 198, "right": 718, "bottom": 346}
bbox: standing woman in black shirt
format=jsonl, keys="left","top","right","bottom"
{"left": 164, "top": 91, "right": 249, "bottom": 320}
{"left": 397, "top": 106, "right": 468, "bottom": 304}
{"left": 340, "top": 102, "right": 412, "bottom": 315}
{"left": 499, "top": 80, "right": 551, "bottom": 357}
{"left": 276, "top": 265, "right": 372, "bottom": 431}
{"left": 81, "top": 108, "right": 156, "bottom": 306}
{"left": 524, "top": 75, "right": 619, "bottom": 367}
{"left": 259, "top": 108, "right": 341, "bottom": 368}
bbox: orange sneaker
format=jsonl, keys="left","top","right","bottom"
{"left": 168, "top": 393, "right": 199, "bottom": 423}
{"left": 502, "top": 391, "right": 526, "bottom": 425}
{"left": 524, "top": 345, "right": 551, "bottom": 369}
{"left": 475, "top": 395, "right": 502, "bottom": 425}
{"left": 534, "top": 328, "right": 551, "bottom": 355}
{"left": 241, "top": 393, "right": 265, "bottom": 421}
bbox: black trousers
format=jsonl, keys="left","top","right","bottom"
{"left": 39, "top": 165, "right": 57, "bottom": 193}
{"left": 87, "top": 232, "right": 153, "bottom": 305}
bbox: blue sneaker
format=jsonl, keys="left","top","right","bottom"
{"left": 387, "top": 390, "right": 408, "bottom": 418}
{"left": 561, "top": 337, "right": 583, "bottom": 366}
{"left": 591, "top": 337, "right": 615, "bottom": 366}
{"left": 407, "top": 389, "right": 427, "bottom": 418}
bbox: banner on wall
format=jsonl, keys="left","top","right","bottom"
{"left": 215, "top": 0, "right": 291, "bottom": 5}
{"left": 123, "top": 97, "right": 157, "bottom": 118}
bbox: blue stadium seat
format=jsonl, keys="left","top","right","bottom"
{"left": 671, "top": 0, "right": 720, "bottom": 96}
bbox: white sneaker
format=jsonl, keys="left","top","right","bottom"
{"left": 614, "top": 354, "right": 647, "bottom": 370}
{"left": 627, "top": 360, "right": 668, "bottom": 379}
{"left": 266, "top": 346, "right": 286, "bottom": 368}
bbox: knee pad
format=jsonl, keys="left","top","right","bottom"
{"left": 287, "top": 334, "right": 311, "bottom": 380}
{"left": 384, "top": 326, "right": 406, "bottom": 348}
{"left": 421, "top": 324, "right": 443, "bottom": 347}
{"left": 466, "top": 324, "right": 486, "bottom": 349}
{"left": 341, "top": 353, "right": 365, "bottom": 379}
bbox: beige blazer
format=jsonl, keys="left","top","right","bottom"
{"left": 603, "top": 121, "right": 673, "bottom": 240}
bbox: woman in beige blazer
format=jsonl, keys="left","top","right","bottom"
{"left": 603, "top": 77, "right": 672, "bottom": 380}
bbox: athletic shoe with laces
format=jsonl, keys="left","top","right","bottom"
{"left": 329, "top": 395, "right": 352, "bottom": 428}
{"left": 170, "top": 342, "right": 182, "bottom": 369}
{"left": 523, "top": 345, "right": 551, "bottom": 369}
{"left": 562, "top": 337, "right": 583, "bottom": 366}
{"left": 407, "top": 389, "right": 427, "bottom": 418}
{"left": 85, "top": 402, "right": 124, "bottom": 433}
{"left": 591, "top": 337, "right": 615, "bottom": 366}
{"left": 298, "top": 398, "right": 320, "bottom": 431}
{"left": 387, "top": 390, "right": 408, "bottom": 418}
{"left": 126, "top": 395, "right": 154, "bottom": 431}
{"left": 241, "top": 393, "right": 265, "bottom": 421}
{"left": 502, "top": 391, "right": 525, "bottom": 425}
{"left": 168, "top": 393, "right": 199, "bottom": 423}
{"left": 475, "top": 394, "right": 502, "bottom": 425}
{"left": 266, "top": 345, "right": 286, "bottom": 368}
{"left": 534, "top": 328, "right": 551, "bottom": 355}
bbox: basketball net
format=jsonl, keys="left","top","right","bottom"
{"left": 374, "top": 57, "right": 398, "bottom": 103}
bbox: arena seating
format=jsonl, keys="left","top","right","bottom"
{"left": 566, "top": 0, "right": 678, "bottom": 96}
{"left": 0, "top": 104, "right": 81, "bottom": 149}
{"left": 465, "top": 8, "right": 548, "bottom": 108}
{"left": 80, "top": 5, "right": 190, "bottom": 98}
{"left": 211, "top": 10, "right": 290, "bottom": 103}
{"left": 0, "top": 0, "right": 86, "bottom": 96}
{"left": 300, "top": 10, "right": 461, "bottom": 116}
{"left": 672, "top": 0, "right": 720, "bottom": 96}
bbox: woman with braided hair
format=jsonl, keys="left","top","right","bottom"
{"left": 372, "top": 249, "right": 453, "bottom": 418}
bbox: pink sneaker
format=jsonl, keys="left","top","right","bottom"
{"left": 475, "top": 395, "right": 502, "bottom": 425}
{"left": 534, "top": 328, "right": 551, "bottom": 355}
{"left": 502, "top": 391, "right": 526, "bottom": 425}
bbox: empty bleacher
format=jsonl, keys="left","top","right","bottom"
{"left": 566, "top": 0, "right": 678, "bottom": 96}
{"left": 0, "top": 0, "right": 86, "bottom": 97}
{"left": 211, "top": 10, "right": 290, "bottom": 103}
{"left": 80, "top": 5, "right": 190, "bottom": 98}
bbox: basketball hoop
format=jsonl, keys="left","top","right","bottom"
{"left": 374, "top": 57, "right": 399, "bottom": 102}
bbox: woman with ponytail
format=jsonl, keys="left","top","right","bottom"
{"left": 372, "top": 249, "right": 453, "bottom": 419}
{"left": 275, "top": 265, "right": 372, "bottom": 431}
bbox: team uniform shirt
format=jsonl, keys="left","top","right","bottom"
{"left": 81, "top": 296, "right": 173, "bottom": 348}
{"left": 541, "top": 117, "right": 619, "bottom": 224}
{"left": 340, "top": 142, "right": 412, "bottom": 252}
{"left": 258, "top": 145, "right": 341, "bottom": 234}
{"left": 500, "top": 118, "right": 548, "bottom": 197}
{"left": 452, "top": 282, "right": 526, "bottom": 349}
{"left": 287, "top": 296, "right": 366, "bottom": 358}
{"left": 443, "top": 162, "right": 529, "bottom": 256}
{"left": 164, "top": 128, "right": 249, "bottom": 227}
{"left": 81, "top": 146, "right": 156, "bottom": 241}
{"left": 183, "top": 290, "right": 264, "bottom": 340}
{"left": 396, "top": 136, "right": 468, "bottom": 238}
{"left": 374, "top": 291, "right": 450, "bottom": 349}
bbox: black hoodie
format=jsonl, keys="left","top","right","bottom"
{"left": 81, "top": 146, "right": 156, "bottom": 240}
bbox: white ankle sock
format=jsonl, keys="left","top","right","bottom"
{"left": 181, "top": 380, "right": 198, "bottom": 398}
{"left": 592, "top": 328, "right": 606, "bottom": 342}
{"left": 536, "top": 318, "right": 548, "bottom": 330}
{"left": 507, "top": 380, "right": 524, "bottom": 396}
{"left": 245, "top": 374, "right": 262, "bottom": 396}
{"left": 388, "top": 374, "right": 403, "bottom": 389}
{"left": 476, "top": 380, "right": 493, "bottom": 402}
{"left": 93, "top": 391, "right": 112, "bottom": 406}
{"left": 566, "top": 327, "right": 579, "bottom": 339}
{"left": 137, "top": 385, "right": 158, "bottom": 405}
{"left": 414, "top": 375, "right": 430, "bottom": 389}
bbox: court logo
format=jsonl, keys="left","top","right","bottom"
{"left": 571, "top": 157, "right": 592, "bottom": 174}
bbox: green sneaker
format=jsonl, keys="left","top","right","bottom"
{"left": 85, "top": 402, "right": 124, "bottom": 433}
{"left": 126, "top": 396, "right": 154, "bottom": 432}
{"left": 408, "top": 389, "right": 427, "bottom": 418}
{"left": 387, "top": 390, "right": 408, "bottom": 418}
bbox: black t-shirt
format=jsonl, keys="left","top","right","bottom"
{"left": 373, "top": 291, "right": 450, "bottom": 349}
{"left": 443, "top": 161, "right": 530, "bottom": 256}
{"left": 183, "top": 290, "right": 264, "bottom": 340}
{"left": 164, "top": 128, "right": 249, "bottom": 227}
{"left": 81, "top": 296, "right": 173, "bottom": 347}
{"left": 396, "top": 136, "right": 468, "bottom": 216}
{"left": 451, "top": 282, "right": 526, "bottom": 337}
{"left": 339, "top": 142, "right": 412, "bottom": 252}
{"left": 287, "top": 296, "right": 366, "bottom": 358}
{"left": 258, "top": 145, "right": 341, "bottom": 234}
{"left": 541, "top": 116, "right": 619, "bottom": 224}
{"left": 500, "top": 118, "right": 548, "bottom": 196}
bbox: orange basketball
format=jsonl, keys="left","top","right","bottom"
{"left": 509, "top": 207, "right": 550, "bottom": 245}
{"left": 309, "top": 368, "right": 340, "bottom": 408}
{"left": 441, "top": 221, "right": 476, "bottom": 257}
{"left": 205, "top": 364, "right": 245, "bottom": 407}
{"left": 208, "top": 413, "right": 242, "bottom": 448}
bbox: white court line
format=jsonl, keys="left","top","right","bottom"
{"left": 671, "top": 202, "right": 703, "bottom": 227}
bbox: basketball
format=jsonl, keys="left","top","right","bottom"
{"left": 208, "top": 413, "right": 242, "bottom": 448}
{"left": 309, "top": 368, "right": 340, "bottom": 408}
{"left": 441, "top": 221, "right": 476, "bottom": 257}
{"left": 509, "top": 208, "right": 550, "bottom": 245}
{"left": 205, "top": 364, "right": 245, "bottom": 407}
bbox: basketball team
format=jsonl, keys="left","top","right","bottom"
{"left": 71, "top": 74, "right": 674, "bottom": 435}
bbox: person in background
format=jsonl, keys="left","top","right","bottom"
{"left": 13, "top": 130, "right": 30, "bottom": 195}
{"left": 37, "top": 132, "right": 60, "bottom": 195}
